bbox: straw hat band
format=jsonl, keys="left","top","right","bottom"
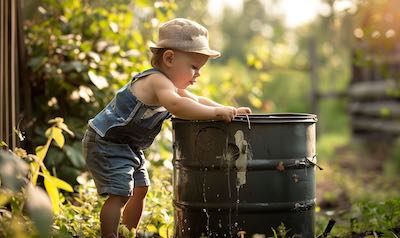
{"left": 156, "top": 36, "right": 210, "bottom": 51}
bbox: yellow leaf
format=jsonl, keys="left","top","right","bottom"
{"left": 35, "top": 146, "right": 45, "bottom": 160}
{"left": 40, "top": 169, "right": 73, "bottom": 192}
{"left": 13, "top": 147, "right": 27, "bottom": 158}
{"left": 246, "top": 54, "right": 255, "bottom": 65}
{"left": 44, "top": 173, "right": 60, "bottom": 214}
{"left": 118, "top": 224, "right": 135, "bottom": 238}
{"left": 254, "top": 60, "right": 263, "bottom": 70}
{"left": 52, "top": 127, "right": 65, "bottom": 148}
{"left": 0, "top": 140, "right": 8, "bottom": 147}
{"left": 146, "top": 224, "right": 158, "bottom": 233}
{"left": 249, "top": 94, "right": 262, "bottom": 108}
{"left": 136, "top": 0, "right": 150, "bottom": 8}
{"left": 48, "top": 117, "right": 64, "bottom": 124}
{"left": 315, "top": 206, "right": 321, "bottom": 213}
{"left": 51, "top": 176, "right": 73, "bottom": 192}
{"left": 35, "top": 140, "right": 50, "bottom": 161}
{"left": 58, "top": 123, "right": 75, "bottom": 137}
{"left": 158, "top": 225, "right": 173, "bottom": 238}
{"left": 0, "top": 192, "right": 12, "bottom": 207}
{"left": 45, "top": 128, "right": 52, "bottom": 138}
{"left": 30, "top": 162, "right": 40, "bottom": 185}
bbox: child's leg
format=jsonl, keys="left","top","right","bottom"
{"left": 100, "top": 195, "right": 129, "bottom": 237}
{"left": 121, "top": 186, "right": 149, "bottom": 230}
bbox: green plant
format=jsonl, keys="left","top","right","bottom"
{"left": 390, "top": 138, "right": 400, "bottom": 169}
{"left": 23, "top": 0, "right": 177, "bottom": 186}
{"left": 0, "top": 117, "right": 74, "bottom": 237}
{"left": 351, "top": 199, "right": 400, "bottom": 235}
{"left": 52, "top": 177, "right": 103, "bottom": 237}
{"left": 30, "top": 117, "right": 74, "bottom": 214}
{"left": 138, "top": 166, "right": 174, "bottom": 238}
{"left": 271, "top": 223, "right": 296, "bottom": 238}
{"left": 50, "top": 166, "right": 174, "bottom": 238}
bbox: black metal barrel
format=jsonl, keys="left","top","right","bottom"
{"left": 172, "top": 113, "right": 317, "bottom": 238}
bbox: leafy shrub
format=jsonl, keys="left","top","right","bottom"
{"left": 23, "top": 0, "right": 176, "bottom": 185}
{"left": 350, "top": 199, "right": 400, "bottom": 236}
{"left": 0, "top": 118, "right": 74, "bottom": 237}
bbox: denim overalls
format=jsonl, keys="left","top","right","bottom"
{"left": 82, "top": 68, "right": 171, "bottom": 196}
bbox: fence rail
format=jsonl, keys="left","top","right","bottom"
{"left": 350, "top": 50, "right": 400, "bottom": 139}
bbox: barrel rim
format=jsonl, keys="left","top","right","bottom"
{"left": 172, "top": 113, "right": 318, "bottom": 123}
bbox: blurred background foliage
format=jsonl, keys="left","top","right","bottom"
{"left": 22, "top": 0, "right": 176, "bottom": 185}
{"left": 21, "top": 0, "right": 356, "bottom": 183}
{"left": 2, "top": 0, "right": 398, "bottom": 236}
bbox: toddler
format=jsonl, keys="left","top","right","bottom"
{"left": 82, "top": 18, "right": 251, "bottom": 238}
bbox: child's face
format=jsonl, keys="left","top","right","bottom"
{"left": 166, "top": 51, "right": 209, "bottom": 89}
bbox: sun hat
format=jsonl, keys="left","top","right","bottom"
{"left": 150, "top": 18, "right": 221, "bottom": 59}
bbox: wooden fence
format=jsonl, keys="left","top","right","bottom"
{"left": 348, "top": 0, "right": 400, "bottom": 141}
{"left": 0, "top": 0, "right": 24, "bottom": 148}
{"left": 349, "top": 49, "right": 400, "bottom": 139}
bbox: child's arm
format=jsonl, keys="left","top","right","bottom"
{"left": 151, "top": 75, "right": 237, "bottom": 122}
{"left": 177, "top": 89, "right": 252, "bottom": 115}
{"left": 177, "top": 89, "right": 223, "bottom": 107}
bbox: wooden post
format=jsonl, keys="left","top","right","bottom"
{"left": 0, "top": 0, "right": 22, "bottom": 148}
{"left": 309, "top": 37, "right": 318, "bottom": 115}
{"left": 0, "top": 0, "right": 5, "bottom": 143}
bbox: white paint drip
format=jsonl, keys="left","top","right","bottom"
{"left": 234, "top": 130, "right": 251, "bottom": 190}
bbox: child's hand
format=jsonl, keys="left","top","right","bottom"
{"left": 237, "top": 107, "right": 252, "bottom": 115}
{"left": 215, "top": 106, "right": 237, "bottom": 122}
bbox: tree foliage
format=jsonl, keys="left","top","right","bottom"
{"left": 23, "top": 0, "right": 176, "bottom": 184}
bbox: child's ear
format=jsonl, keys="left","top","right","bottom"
{"left": 162, "top": 50, "right": 175, "bottom": 67}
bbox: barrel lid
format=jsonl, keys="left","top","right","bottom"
{"left": 172, "top": 113, "right": 317, "bottom": 123}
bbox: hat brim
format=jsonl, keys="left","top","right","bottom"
{"left": 149, "top": 44, "right": 221, "bottom": 59}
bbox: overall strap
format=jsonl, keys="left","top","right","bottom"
{"left": 130, "top": 68, "right": 164, "bottom": 85}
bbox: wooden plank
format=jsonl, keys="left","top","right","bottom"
{"left": 0, "top": 0, "right": 20, "bottom": 147}
{"left": 349, "top": 101, "right": 400, "bottom": 118}
{"left": 352, "top": 117, "right": 400, "bottom": 134}
{"left": 11, "top": 0, "right": 17, "bottom": 146}
{"left": 4, "top": 0, "right": 10, "bottom": 145}
{"left": 348, "top": 79, "right": 399, "bottom": 100}
{"left": 0, "top": 0, "right": 5, "bottom": 141}
{"left": 309, "top": 37, "right": 318, "bottom": 115}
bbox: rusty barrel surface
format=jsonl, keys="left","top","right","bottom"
{"left": 172, "top": 113, "right": 317, "bottom": 237}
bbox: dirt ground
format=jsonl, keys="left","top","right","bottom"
{"left": 317, "top": 141, "right": 400, "bottom": 209}
{"left": 315, "top": 140, "right": 400, "bottom": 235}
